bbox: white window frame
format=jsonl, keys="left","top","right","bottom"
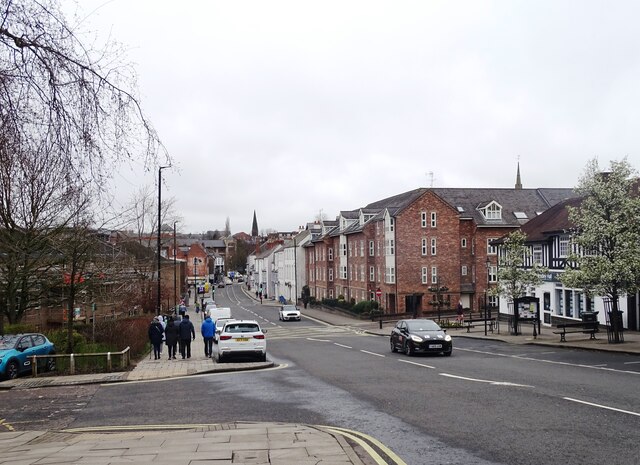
{"left": 461, "top": 238, "right": 467, "bottom": 248}
{"left": 559, "top": 235, "right": 570, "bottom": 258}
{"left": 328, "top": 268, "right": 334, "bottom": 281}
{"left": 369, "top": 266, "right": 375, "bottom": 282}
{"left": 487, "top": 238, "right": 498, "bottom": 255}
{"left": 328, "top": 248, "right": 333, "bottom": 261}
{"left": 430, "top": 211, "right": 437, "bottom": 228}
{"left": 431, "top": 238, "right": 437, "bottom": 256}
{"left": 421, "top": 212, "right": 427, "bottom": 228}
{"left": 488, "top": 265, "right": 497, "bottom": 283}
{"left": 532, "top": 245, "right": 543, "bottom": 265}
{"left": 431, "top": 266, "right": 438, "bottom": 284}
{"left": 369, "top": 241, "right": 375, "bottom": 256}
{"left": 421, "top": 267, "right": 428, "bottom": 284}
{"left": 461, "top": 265, "right": 468, "bottom": 276}
{"left": 421, "top": 238, "right": 427, "bottom": 256}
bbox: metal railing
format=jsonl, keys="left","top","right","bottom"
{"left": 30, "top": 346, "right": 131, "bottom": 377}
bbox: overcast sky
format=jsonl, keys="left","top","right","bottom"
{"left": 77, "top": 0, "right": 640, "bottom": 235}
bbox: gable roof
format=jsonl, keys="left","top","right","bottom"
{"left": 518, "top": 196, "right": 583, "bottom": 242}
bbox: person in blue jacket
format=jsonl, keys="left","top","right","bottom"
{"left": 201, "top": 315, "right": 216, "bottom": 358}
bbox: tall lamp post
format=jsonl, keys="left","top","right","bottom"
{"left": 485, "top": 257, "right": 491, "bottom": 336}
{"left": 157, "top": 165, "right": 170, "bottom": 316}
{"left": 173, "top": 221, "right": 178, "bottom": 313}
{"left": 193, "top": 257, "right": 202, "bottom": 308}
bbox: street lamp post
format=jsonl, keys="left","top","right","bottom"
{"left": 157, "top": 165, "right": 170, "bottom": 316}
{"left": 485, "top": 257, "right": 491, "bottom": 336}
{"left": 173, "top": 221, "right": 178, "bottom": 313}
{"left": 193, "top": 257, "right": 202, "bottom": 309}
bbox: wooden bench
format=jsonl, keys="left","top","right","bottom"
{"left": 553, "top": 321, "right": 599, "bottom": 342}
{"left": 463, "top": 318, "right": 496, "bottom": 333}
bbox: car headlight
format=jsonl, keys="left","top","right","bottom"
{"left": 444, "top": 334, "right": 452, "bottom": 342}
{"left": 410, "top": 335, "right": 423, "bottom": 343}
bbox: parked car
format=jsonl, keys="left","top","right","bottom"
{"left": 279, "top": 304, "right": 301, "bottom": 321}
{"left": 217, "top": 319, "right": 267, "bottom": 362}
{"left": 390, "top": 319, "right": 452, "bottom": 356}
{"left": 214, "top": 317, "right": 234, "bottom": 343}
{"left": 217, "top": 281, "right": 225, "bottom": 288}
{"left": 0, "top": 333, "right": 57, "bottom": 379}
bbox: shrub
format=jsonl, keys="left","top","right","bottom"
{"left": 352, "top": 300, "right": 380, "bottom": 315}
{"left": 4, "top": 323, "right": 36, "bottom": 335}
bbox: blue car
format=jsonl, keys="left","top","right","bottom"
{"left": 0, "top": 333, "right": 56, "bottom": 380}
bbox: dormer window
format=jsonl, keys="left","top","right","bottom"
{"left": 481, "top": 201, "right": 502, "bottom": 220}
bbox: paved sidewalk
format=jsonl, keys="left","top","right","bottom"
{"left": 0, "top": 422, "right": 368, "bottom": 465}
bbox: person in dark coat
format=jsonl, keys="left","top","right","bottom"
{"left": 148, "top": 317, "right": 164, "bottom": 360}
{"left": 178, "top": 314, "right": 196, "bottom": 359}
{"left": 164, "top": 316, "right": 180, "bottom": 360}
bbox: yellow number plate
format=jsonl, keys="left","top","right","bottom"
{"left": 235, "top": 337, "right": 249, "bottom": 342}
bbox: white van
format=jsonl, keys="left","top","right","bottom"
{"left": 207, "top": 307, "right": 232, "bottom": 342}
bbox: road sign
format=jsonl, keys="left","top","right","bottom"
{"left": 375, "top": 288, "right": 382, "bottom": 297}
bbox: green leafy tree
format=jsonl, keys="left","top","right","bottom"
{"left": 562, "top": 158, "right": 640, "bottom": 342}
{"left": 495, "top": 230, "right": 548, "bottom": 304}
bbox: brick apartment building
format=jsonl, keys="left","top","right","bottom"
{"left": 305, "top": 181, "right": 575, "bottom": 316}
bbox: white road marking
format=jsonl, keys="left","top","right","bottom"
{"left": 457, "top": 347, "right": 640, "bottom": 375}
{"left": 334, "top": 343, "right": 352, "bottom": 349}
{"left": 564, "top": 397, "right": 640, "bottom": 417}
{"left": 307, "top": 337, "right": 331, "bottom": 342}
{"left": 439, "top": 372, "right": 533, "bottom": 388}
{"left": 360, "top": 350, "right": 385, "bottom": 358}
{"left": 398, "top": 359, "right": 435, "bottom": 369}
{"left": 623, "top": 361, "right": 640, "bottom": 365}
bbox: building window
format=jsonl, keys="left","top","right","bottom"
{"left": 421, "top": 212, "right": 427, "bottom": 228}
{"left": 341, "top": 243, "right": 347, "bottom": 256}
{"left": 483, "top": 202, "right": 502, "bottom": 220}
{"left": 431, "top": 238, "right": 437, "bottom": 256}
{"left": 565, "top": 290, "right": 574, "bottom": 318}
{"left": 328, "top": 268, "right": 333, "bottom": 281}
{"left": 386, "top": 239, "right": 395, "bottom": 255}
{"left": 328, "top": 248, "right": 333, "bottom": 261}
{"left": 488, "top": 265, "right": 497, "bottom": 283}
{"left": 556, "top": 289, "right": 563, "bottom": 316}
{"left": 369, "top": 266, "right": 375, "bottom": 282}
{"left": 532, "top": 245, "right": 543, "bottom": 265}
{"left": 369, "top": 241, "right": 375, "bottom": 256}
{"left": 431, "top": 211, "right": 437, "bottom": 227}
{"left": 360, "top": 240, "right": 364, "bottom": 257}
{"left": 461, "top": 265, "right": 468, "bottom": 276}
{"left": 488, "top": 295, "right": 499, "bottom": 307}
{"left": 559, "top": 235, "right": 570, "bottom": 257}
{"left": 461, "top": 238, "right": 467, "bottom": 248}
{"left": 431, "top": 266, "right": 437, "bottom": 284}
{"left": 421, "top": 238, "right": 427, "bottom": 256}
{"left": 340, "top": 266, "right": 347, "bottom": 279}
{"left": 385, "top": 267, "right": 396, "bottom": 284}
{"left": 487, "top": 238, "right": 498, "bottom": 255}
{"left": 421, "top": 267, "right": 428, "bottom": 284}
{"left": 348, "top": 243, "right": 352, "bottom": 257}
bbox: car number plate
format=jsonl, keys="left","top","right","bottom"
{"left": 429, "top": 344, "right": 443, "bottom": 349}
{"left": 235, "top": 337, "right": 249, "bottom": 342}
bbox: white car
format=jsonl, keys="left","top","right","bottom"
{"left": 279, "top": 304, "right": 301, "bottom": 321}
{"left": 217, "top": 319, "right": 267, "bottom": 363}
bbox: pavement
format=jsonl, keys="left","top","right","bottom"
{"left": 1, "top": 289, "right": 638, "bottom": 464}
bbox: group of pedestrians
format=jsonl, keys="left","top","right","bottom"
{"left": 148, "top": 312, "right": 216, "bottom": 360}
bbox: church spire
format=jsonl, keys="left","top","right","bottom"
{"left": 515, "top": 161, "right": 522, "bottom": 190}
{"left": 251, "top": 210, "right": 259, "bottom": 238}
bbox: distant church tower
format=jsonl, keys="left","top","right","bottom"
{"left": 251, "top": 210, "right": 259, "bottom": 238}
{"left": 515, "top": 161, "right": 523, "bottom": 190}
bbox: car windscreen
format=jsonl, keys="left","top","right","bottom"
{"left": 282, "top": 305, "right": 298, "bottom": 311}
{"left": 406, "top": 320, "right": 440, "bottom": 331}
{"left": 225, "top": 324, "right": 260, "bottom": 333}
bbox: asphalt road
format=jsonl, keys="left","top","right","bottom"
{"left": 2, "top": 284, "right": 639, "bottom": 465}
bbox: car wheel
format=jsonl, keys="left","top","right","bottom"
{"left": 259, "top": 353, "right": 267, "bottom": 362}
{"left": 217, "top": 353, "right": 225, "bottom": 363}
{"left": 443, "top": 349, "right": 452, "bottom": 357}
{"left": 46, "top": 352, "right": 56, "bottom": 372}
{"left": 405, "top": 342, "right": 414, "bottom": 356}
{"left": 7, "top": 360, "right": 19, "bottom": 379}
{"left": 390, "top": 338, "right": 397, "bottom": 353}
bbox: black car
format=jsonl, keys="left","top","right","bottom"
{"left": 390, "top": 319, "right": 452, "bottom": 356}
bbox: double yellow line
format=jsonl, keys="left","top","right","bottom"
{"left": 319, "top": 425, "right": 407, "bottom": 465}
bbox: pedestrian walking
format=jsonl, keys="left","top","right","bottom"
{"left": 158, "top": 315, "right": 167, "bottom": 354}
{"left": 456, "top": 301, "right": 464, "bottom": 324}
{"left": 165, "top": 316, "right": 179, "bottom": 360}
{"left": 148, "top": 317, "right": 164, "bottom": 360}
{"left": 201, "top": 315, "right": 216, "bottom": 358}
{"left": 178, "top": 314, "right": 196, "bottom": 359}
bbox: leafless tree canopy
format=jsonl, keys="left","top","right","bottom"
{"left": 0, "top": 0, "right": 167, "bottom": 192}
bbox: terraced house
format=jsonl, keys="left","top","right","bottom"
{"left": 305, "top": 175, "right": 575, "bottom": 316}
